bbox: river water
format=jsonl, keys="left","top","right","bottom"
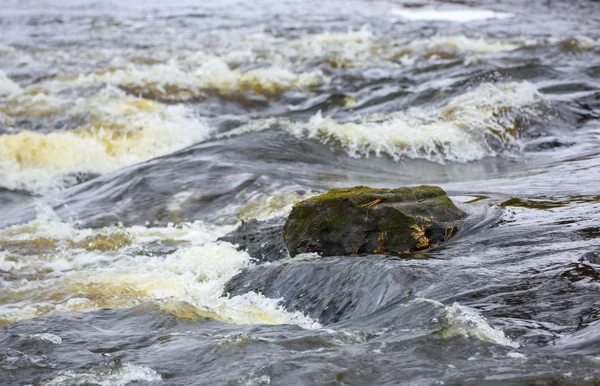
{"left": 1, "top": 0, "right": 600, "bottom": 384}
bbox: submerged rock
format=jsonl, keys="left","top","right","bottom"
{"left": 223, "top": 256, "right": 430, "bottom": 325}
{"left": 283, "top": 185, "right": 465, "bottom": 257}
{"left": 218, "top": 217, "right": 288, "bottom": 262}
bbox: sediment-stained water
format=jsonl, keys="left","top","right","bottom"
{"left": 1, "top": 0, "right": 600, "bottom": 384}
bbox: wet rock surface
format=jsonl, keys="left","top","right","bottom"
{"left": 283, "top": 185, "right": 466, "bottom": 257}
{"left": 218, "top": 217, "right": 288, "bottom": 262}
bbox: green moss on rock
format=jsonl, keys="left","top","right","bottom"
{"left": 283, "top": 185, "right": 465, "bottom": 257}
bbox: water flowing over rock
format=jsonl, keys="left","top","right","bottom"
{"left": 218, "top": 217, "right": 288, "bottom": 263}
{"left": 283, "top": 186, "right": 465, "bottom": 257}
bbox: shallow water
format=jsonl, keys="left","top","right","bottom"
{"left": 1, "top": 0, "right": 600, "bottom": 384}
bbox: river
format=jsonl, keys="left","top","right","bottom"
{"left": 1, "top": 0, "right": 600, "bottom": 384}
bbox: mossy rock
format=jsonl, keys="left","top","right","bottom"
{"left": 283, "top": 185, "right": 465, "bottom": 257}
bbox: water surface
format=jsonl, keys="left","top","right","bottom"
{"left": 1, "top": 0, "right": 600, "bottom": 384}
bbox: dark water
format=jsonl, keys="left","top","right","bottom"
{"left": 1, "top": 0, "right": 600, "bottom": 384}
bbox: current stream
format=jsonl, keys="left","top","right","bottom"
{"left": 1, "top": 0, "right": 600, "bottom": 384}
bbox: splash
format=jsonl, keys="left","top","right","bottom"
{"left": 438, "top": 302, "right": 519, "bottom": 348}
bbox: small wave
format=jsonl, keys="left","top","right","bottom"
{"left": 229, "top": 81, "right": 542, "bottom": 163}
{"left": 0, "top": 70, "right": 21, "bottom": 97}
{"left": 43, "top": 361, "right": 161, "bottom": 386}
{"left": 236, "top": 190, "right": 315, "bottom": 221}
{"left": 409, "top": 35, "right": 520, "bottom": 55}
{"left": 550, "top": 36, "right": 600, "bottom": 53}
{"left": 411, "top": 298, "right": 518, "bottom": 347}
{"left": 0, "top": 44, "right": 15, "bottom": 55}
{"left": 438, "top": 302, "right": 518, "bottom": 348}
{"left": 281, "top": 29, "right": 520, "bottom": 67}
{"left": 392, "top": 7, "right": 513, "bottom": 22}
{"left": 27, "top": 333, "right": 62, "bottom": 345}
{"left": 285, "top": 27, "right": 382, "bottom": 68}
{"left": 0, "top": 208, "right": 235, "bottom": 267}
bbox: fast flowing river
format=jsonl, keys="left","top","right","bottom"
{"left": 1, "top": 0, "right": 600, "bottom": 384}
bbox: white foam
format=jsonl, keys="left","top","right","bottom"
{"left": 163, "top": 242, "right": 253, "bottom": 280}
{"left": 286, "top": 27, "right": 381, "bottom": 67}
{"left": 274, "top": 29, "right": 519, "bottom": 68}
{"left": 392, "top": 8, "right": 513, "bottom": 22}
{"left": 0, "top": 87, "right": 210, "bottom": 193}
{"left": 231, "top": 81, "right": 541, "bottom": 163}
{"left": 29, "top": 333, "right": 62, "bottom": 344}
{"left": 0, "top": 208, "right": 235, "bottom": 276}
{"left": 0, "top": 44, "right": 15, "bottom": 55}
{"left": 0, "top": 212, "right": 320, "bottom": 329}
{"left": 549, "top": 36, "right": 600, "bottom": 50}
{"left": 65, "top": 55, "right": 326, "bottom": 100}
{"left": 0, "top": 49, "right": 331, "bottom": 194}
{"left": 411, "top": 35, "right": 520, "bottom": 54}
{"left": 241, "top": 374, "right": 271, "bottom": 386}
{"left": 160, "top": 242, "right": 320, "bottom": 328}
{"left": 0, "top": 70, "right": 21, "bottom": 97}
{"left": 442, "top": 302, "right": 518, "bottom": 348}
{"left": 236, "top": 190, "right": 314, "bottom": 221}
{"left": 43, "top": 362, "right": 161, "bottom": 386}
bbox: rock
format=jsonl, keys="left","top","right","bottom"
{"left": 218, "top": 217, "right": 288, "bottom": 262}
{"left": 283, "top": 185, "right": 465, "bottom": 257}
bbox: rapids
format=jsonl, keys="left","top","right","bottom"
{"left": 1, "top": 0, "right": 600, "bottom": 384}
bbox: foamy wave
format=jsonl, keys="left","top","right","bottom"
{"left": 409, "top": 298, "right": 517, "bottom": 347}
{"left": 550, "top": 36, "right": 600, "bottom": 52}
{"left": 0, "top": 211, "right": 320, "bottom": 329}
{"left": 411, "top": 35, "right": 519, "bottom": 55}
{"left": 0, "top": 44, "right": 15, "bottom": 55}
{"left": 231, "top": 81, "right": 542, "bottom": 163}
{"left": 64, "top": 55, "right": 326, "bottom": 102}
{"left": 236, "top": 190, "right": 315, "bottom": 221}
{"left": 1, "top": 242, "right": 320, "bottom": 328}
{"left": 286, "top": 27, "right": 382, "bottom": 68}
{"left": 0, "top": 70, "right": 21, "bottom": 97}
{"left": 0, "top": 87, "right": 209, "bottom": 193}
{"left": 190, "top": 29, "right": 521, "bottom": 70}
{"left": 278, "top": 29, "right": 520, "bottom": 67}
{"left": 392, "top": 7, "right": 513, "bottom": 22}
{"left": 43, "top": 362, "right": 161, "bottom": 386}
{"left": 439, "top": 302, "right": 518, "bottom": 347}
{"left": 0, "top": 210, "right": 234, "bottom": 258}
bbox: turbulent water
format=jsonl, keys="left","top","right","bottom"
{"left": 1, "top": 0, "right": 600, "bottom": 384}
